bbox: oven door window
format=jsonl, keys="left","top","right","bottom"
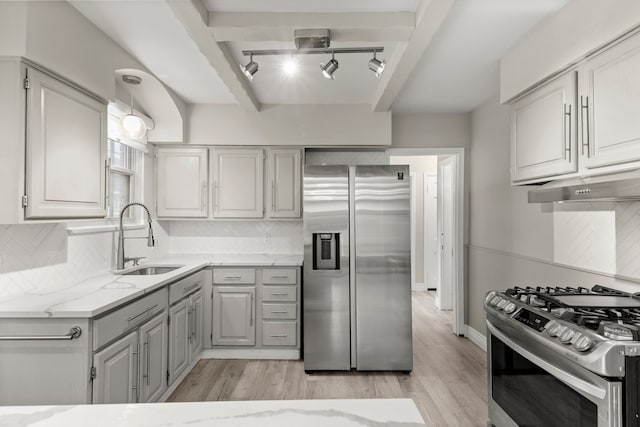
{"left": 491, "top": 336, "right": 598, "bottom": 427}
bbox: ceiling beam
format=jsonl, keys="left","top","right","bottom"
{"left": 371, "top": 0, "right": 455, "bottom": 112}
{"left": 208, "top": 12, "right": 416, "bottom": 42}
{"left": 166, "top": 0, "right": 260, "bottom": 111}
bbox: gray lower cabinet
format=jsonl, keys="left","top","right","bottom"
{"left": 212, "top": 286, "right": 256, "bottom": 346}
{"left": 92, "top": 310, "right": 168, "bottom": 404}
{"left": 168, "top": 288, "right": 204, "bottom": 385}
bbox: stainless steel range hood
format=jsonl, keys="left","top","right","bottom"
{"left": 528, "top": 170, "right": 640, "bottom": 203}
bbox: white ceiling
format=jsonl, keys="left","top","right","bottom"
{"left": 70, "top": 1, "right": 237, "bottom": 104}
{"left": 72, "top": 0, "right": 569, "bottom": 112}
{"left": 204, "top": 0, "right": 418, "bottom": 13}
{"left": 393, "top": 0, "right": 569, "bottom": 113}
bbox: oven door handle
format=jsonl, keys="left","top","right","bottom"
{"left": 487, "top": 321, "right": 607, "bottom": 401}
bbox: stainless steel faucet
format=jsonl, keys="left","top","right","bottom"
{"left": 116, "top": 202, "right": 155, "bottom": 270}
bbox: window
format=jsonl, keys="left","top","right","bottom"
{"left": 107, "top": 139, "right": 142, "bottom": 218}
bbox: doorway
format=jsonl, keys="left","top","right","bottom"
{"left": 387, "top": 148, "right": 464, "bottom": 336}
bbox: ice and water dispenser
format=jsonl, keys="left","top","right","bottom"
{"left": 312, "top": 233, "right": 340, "bottom": 270}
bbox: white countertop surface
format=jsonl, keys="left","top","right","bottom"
{"left": 0, "top": 398, "right": 425, "bottom": 427}
{"left": 0, "top": 254, "right": 302, "bottom": 319}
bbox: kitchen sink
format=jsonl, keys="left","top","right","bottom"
{"left": 119, "top": 265, "right": 184, "bottom": 276}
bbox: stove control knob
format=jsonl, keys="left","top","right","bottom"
{"left": 490, "top": 296, "right": 502, "bottom": 307}
{"left": 559, "top": 328, "right": 576, "bottom": 344}
{"left": 547, "top": 323, "right": 565, "bottom": 337}
{"left": 497, "top": 299, "right": 508, "bottom": 310}
{"left": 572, "top": 335, "right": 593, "bottom": 352}
{"left": 485, "top": 292, "right": 496, "bottom": 305}
{"left": 504, "top": 303, "right": 517, "bottom": 314}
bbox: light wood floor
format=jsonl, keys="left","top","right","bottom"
{"left": 168, "top": 291, "right": 488, "bottom": 426}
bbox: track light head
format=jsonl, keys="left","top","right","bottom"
{"left": 241, "top": 54, "right": 259, "bottom": 81}
{"left": 368, "top": 53, "right": 386, "bottom": 78}
{"left": 320, "top": 53, "right": 339, "bottom": 79}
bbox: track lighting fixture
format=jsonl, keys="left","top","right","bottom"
{"left": 368, "top": 52, "right": 386, "bottom": 79}
{"left": 240, "top": 53, "right": 259, "bottom": 81}
{"left": 320, "top": 52, "right": 339, "bottom": 80}
{"left": 120, "top": 75, "right": 147, "bottom": 140}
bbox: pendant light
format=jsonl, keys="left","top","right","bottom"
{"left": 320, "top": 52, "right": 339, "bottom": 80}
{"left": 368, "top": 52, "right": 386, "bottom": 79}
{"left": 121, "top": 75, "right": 146, "bottom": 140}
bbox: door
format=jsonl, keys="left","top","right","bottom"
{"left": 424, "top": 174, "right": 439, "bottom": 291}
{"left": 189, "top": 289, "right": 204, "bottom": 360}
{"left": 303, "top": 165, "right": 350, "bottom": 371}
{"left": 212, "top": 149, "right": 263, "bottom": 218}
{"left": 168, "top": 299, "right": 189, "bottom": 385}
{"left": 510, "top": 71, "right": 577, "bottom": 182}
{"left": 92, "top": 331, "right": 137, "bottom": 404}
{"left": 581, "top": 32, "right": 640, "bottom": 169}
{"left": 25, "top": 66, "right": 107, "bottom": 219}
{"left": 156, "top": 148, "right": 208, "bottom": 217}
{"left": 437, "top": 157, "right": 455, "bottom": 311}
{"left": 138, "top": 312, "right": 167, "bottom": 403}
{"left": 354, "top": 165, "right": 412, "bottom": 371}
{"left": 212, "top": 286, "right": 255, "bottom": 346}
{"left": 267, "top": 149, "right": 301, "bottom": 218}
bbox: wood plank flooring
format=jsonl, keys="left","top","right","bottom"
{"left": 168, "top": 291, "right": 488, "bottom": 426}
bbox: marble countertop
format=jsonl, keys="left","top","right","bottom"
{"left": 0, "top": 399, "right": 425, "bottom": 427}
{"left": 0, "top": 254, "right": 303, "bottom": 319}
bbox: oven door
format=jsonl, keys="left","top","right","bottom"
{"left": 487, "top": 320, "right": 622, "bottom": 427}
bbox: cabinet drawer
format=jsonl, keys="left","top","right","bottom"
{"left": 263, "top": 286, "right": 297, "bottom": 302}
{"left": 263, "top": 268, "right": 297, "bottom": 284}
{"left": 213, "top": 269, "right": 255, "bottom": 284}
{"left": 169, "top": 270, "right": 207, "bottom": 305}
{"left": 262, "top": 322, "right": 297, "bottom": 346}
{"left": 262, "top": 303, "right": 296, "bottom": 320}
{"left": 93, "top": 288, "right": 168, "bottom": 351}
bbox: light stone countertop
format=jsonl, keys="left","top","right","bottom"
{"left": 0, "top": 254, "right": 302, "bottom": 319}
{"left": 0, "top": 399, "right": 425, "bottom": 427}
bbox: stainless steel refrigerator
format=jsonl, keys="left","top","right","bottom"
{"left": 303, "top": 165, "right": 412, "bottom": 372}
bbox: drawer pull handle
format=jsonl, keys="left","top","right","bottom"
{"left": 270, "top": 334, "right": 288, "bottom": 338}
{"left": 271, "top": 311, "right": 289, "bottom": 314}
{"left": 0, "top": 326, "right": 82, "bottom": 341}
{"left": 127, "top": 305, "right": 158, "bottom": 322}
{"left": 183, "top": 282, "right": 201, "bottom": 294}
{"left": 225, "top": 276, "right": 242, "bottom": 280}
{"left": 271, "top": 293, "right": 289, "bottom": 296}
{"left": 270, "top": 276, "right": 290, "bottom": 280}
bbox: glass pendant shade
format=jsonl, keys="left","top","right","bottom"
{"left": 121, "top": 114, "right": 146, "bottom": 139}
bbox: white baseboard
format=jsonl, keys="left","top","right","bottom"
{"left": 412, "top": 282, "right": 427, "bottom": 291}
{"left": 201, "top": 348, "right": 300, "bottom": 360}
{"left": 465, "top": 325, "right": 487, "bottom": 352}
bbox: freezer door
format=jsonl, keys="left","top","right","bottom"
{"left": 355, "top": 165, "right": 412, "bottom": 371}
{"left": 303, "top": 165, "right": 351, "bottom": 371}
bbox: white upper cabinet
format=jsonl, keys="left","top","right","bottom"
{"left": 267, "top": 149, "right": 301, "bottom": 218}
{"left": 25, "top": 66, "right": 107, "bottom": 219}
{"left": 156, "top": 147, "right": 208, "bottom": 218}
{"left": 580, "top": 33, "right": 640, "bottom": 170}
{"left": 510, "top": 71, "right": 577, "bottom": 183}
{"left": 212, "top": 149, "right": 264, "bottom": 218}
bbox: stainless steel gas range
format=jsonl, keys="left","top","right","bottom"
{"left": 485, "top": 285, "right": 640, "bottom": 427}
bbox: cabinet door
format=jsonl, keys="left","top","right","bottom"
{"left": 138, "top": 312, "right": 168, "bottom": 403}
{"left": 168, "top": 299, "right": 189, "bottom": 385}
{"left": 212, "top": 149, "right": 263, "bottom": 218}
{"left": 190, "top": 289, "right": 204, "bottom": 360}
{"left": 212, "top": 286, "right": 255, "bottom": 346}
{"left": 25, "top": 67, "right": 107, "bottom": 219}
{"left": 510, "top": 71, "right": 577, "bottom": 182}
{"left": 581, "top": 33, "right": 640, "bottom": 169}
{"left": 157, "top": 148, "right": 208, "bottom": 217}
{"left": 267, "top": 149, "right": 301, "bottom": 218}
{"left": 92, "top": 331, "right": 138, "bottom": 404}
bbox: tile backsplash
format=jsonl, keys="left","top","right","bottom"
{"left": 165, "top": 220, "right": 303, "bottom": 255}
